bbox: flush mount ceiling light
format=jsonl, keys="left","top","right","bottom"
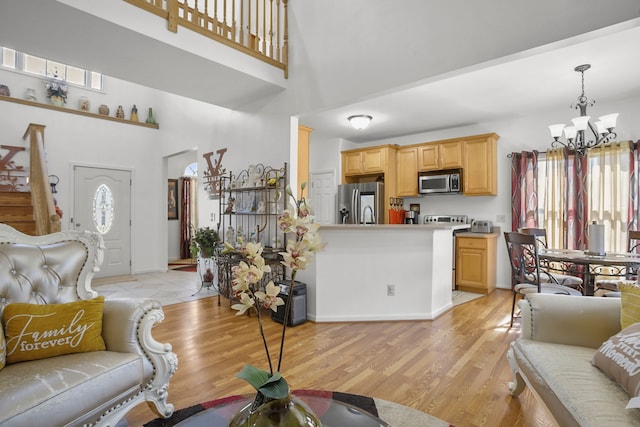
{"left": 348, "top": 115, "right": 373, "bottom": 130}
{"left": 548, "top": 64, "right": 618, "bottom": 154}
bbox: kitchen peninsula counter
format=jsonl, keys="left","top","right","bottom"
{"left": 296, "top": 223, "right": 469, "bottom": 322}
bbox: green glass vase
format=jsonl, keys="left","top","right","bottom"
{"left": 229, "top": 394, "right": 321, "bottom": 427}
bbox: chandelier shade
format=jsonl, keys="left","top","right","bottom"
{"left": 348, "top": 115, "right": 373, "bottom": 130}
{"left": 548, "top": 64, "right": 618, "bottom": 154}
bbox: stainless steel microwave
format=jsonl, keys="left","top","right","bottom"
{"left": 418, "top": 173, "right": 461, "bottom": 194}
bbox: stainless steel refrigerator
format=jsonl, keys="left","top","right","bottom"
{"left": 336, "top": 182, "right": 385, "bottom": 224}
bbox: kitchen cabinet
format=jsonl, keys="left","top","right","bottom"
{"left": 342, "top": 146, "right": 390, "bottom": 176}
{"left": 341, "top": 145, "right": 398, "bottom": 224}
{"left": 456, "top": 233, "right": 497, "bottom": 294}
{"left": 462, "top": 133, "right": 498, "bottom": 195}
{"left": 418, "top": 140, "right": 462, "bottom": 171}
{"left": 396, "top": 146, "right": 418, "bottom": 197}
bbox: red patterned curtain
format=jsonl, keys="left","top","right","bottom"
{"left": 541, "top": 148, "right": 588, "bottom": 250}
{"left": 629, "top": 141, "right": 640, "bottom": 236}
{"left": 180, "top": 177, "right": 193, "bottom": 259}
{"left": 510, "top": 151, "right": 539, "bottom": 231}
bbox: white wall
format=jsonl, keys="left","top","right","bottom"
{"left": 0, "top": 69, "right": 291, "bottom": 274}
{"left": 308, "top": 94, "right": 640, "bottom": 290}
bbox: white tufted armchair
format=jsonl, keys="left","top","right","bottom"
{"left": 0, "top": 224, "right": 178, "bottom": 427}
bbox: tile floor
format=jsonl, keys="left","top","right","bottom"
{"left": 92, "top": 270, "right": 219, "bottom": 306}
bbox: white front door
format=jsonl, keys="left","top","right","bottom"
{"left": 73, "top": 166, "right": 132, "bottom": 278}
{"left": 310, "top": 170, "right": 336, "bottom": 224}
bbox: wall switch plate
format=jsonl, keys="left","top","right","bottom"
{"left": 496, "top": 214, "right": 506, "bottom": 224}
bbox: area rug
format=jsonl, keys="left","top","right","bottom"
{"left": 169, "top": 264, "right": 197, "bottom": 272}
{"left": 452, "top": 290, "right": 484, "bottom": 306}
{"left": 143, "top": 389, "right": 452, "bottom": 427}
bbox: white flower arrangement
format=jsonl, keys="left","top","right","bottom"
{"left": 230, "top": 182, "right": 325, "bottom": 402}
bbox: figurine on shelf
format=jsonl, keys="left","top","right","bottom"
{"left": 130, "top": 105, "right": 139, "bottom": 122}
{"left": 225, "top": 225, "right": 235, "bottom": 244}
{"left": 25, "top": 88, "right": 37, "bottom": 102}
{"left": 247, "top": 164, "right": 261, "bottom": 187}
{"left": 116, "top": 105, "right": 125, "bottom": 119}
{"left": 79, "top": 96, "right": 90, "bottom": 111}
{"left": 237, "top": 226, "right": 246, "bottom": 246}
{"left": 224, "top": 197, "right": 235, "bottom": 214}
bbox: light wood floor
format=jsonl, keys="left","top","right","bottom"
{"left": 122, "top": 289, "right": 557, "bottom": 427}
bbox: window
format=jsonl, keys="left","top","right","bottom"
{"left": 93, "top": 184, "right": 115, "bottom": 234}
{"left": 184, "top": 162, "right": 198, "bottom": 177}
{"left": 534, "top": 143, "right": 633, "bottom": 252}
{"left": 1, "top": 46, "right": 103, "bottom": 91}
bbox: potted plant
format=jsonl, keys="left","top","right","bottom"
{"left": 190, "top": 226, "right": 220, "bottom": 259}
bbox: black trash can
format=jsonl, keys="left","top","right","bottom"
{"left": 271, "top": 280, "right": 307, "bottom": 326}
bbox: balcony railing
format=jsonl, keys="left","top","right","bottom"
{"left": 125, "top": 0, "right": 288, "bottom": 77}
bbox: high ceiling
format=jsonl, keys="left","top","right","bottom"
{"left": 297, "top": 21, "right": 640, "bottom": 143}
{"left": 1, "top": 3, "right": 639, "bottom": 144}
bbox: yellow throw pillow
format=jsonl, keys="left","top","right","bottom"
{"left": 619, "top": 282, "right": 640, "bottom": 330}
{"left": 0, "top": 321, "right": 5, "bottom": 370}
{"left": 3, "top": 296, "right": 106, "bottom": 364}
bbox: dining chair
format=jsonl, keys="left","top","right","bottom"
{"left": 594, "top": 230, "right": 640, "bottom": 295}
{"left": 517, "top": 227, "right": 584, "bottom": 292}
{"left": 504, "top": 232, "right": 582, "bottom": 327}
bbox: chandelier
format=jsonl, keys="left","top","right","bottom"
{"left": 548, "top": 64, "right": 618, "bottom": 154}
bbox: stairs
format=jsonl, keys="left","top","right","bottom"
{"left": 0, "top": 191, "right": 36, "bottom": 235}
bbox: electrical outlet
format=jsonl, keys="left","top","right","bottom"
{"left": 496, "top": 214, "right": 506, "bottom": 224}
{"left": 387, "top": 284, "right": 395, "bottom": 296}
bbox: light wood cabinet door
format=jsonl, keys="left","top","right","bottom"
{"left": 342, "top": 151, "right": 363, "bottom": 176}
{"left": 362, "top": 148, "right": 385, "bottom": 173}
{"left": 439, "top": 141, "right": 463, "bottom": 169}
{"left": 463, "top": 135, "right": 497, "bottom": 195}
{"left": 456, "top": 234, "right": 497, "bottom": 294}
{"left": 418, "top": 145, "right": 439, "bottom": 171}
{"left": 396, "top": 147, "right": 418, "bottom": 197}
{"left": 418, "top": 141, "right": 462, "bottom": 171}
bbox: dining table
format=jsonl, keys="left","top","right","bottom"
{"left": 538, "top": 248, "right": 640, "bottom": 295}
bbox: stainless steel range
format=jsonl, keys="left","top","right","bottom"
{"left": 423, "top": 214, "right": 469, "bottom": 225}
{"left": 423, "top": 215, "right": 471, "bottom": 290}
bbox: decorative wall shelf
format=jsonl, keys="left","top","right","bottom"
{"left": 0, "top": 95, "right": 159, "bottom": 129}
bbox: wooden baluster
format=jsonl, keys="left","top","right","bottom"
{"left": 274, "top": 0, "right": 282, "bottom": 61}
{"left": 282, "top": 0, "right": 288, "bottom": 77}
{"left": 168, "top": 0, "right": 178, "bottom": 32}
{"left": 212, "top": 0, "right": 217, "bottom": 34}
{"left": 262, "top": 0, "right": 266, "bottom": 55}
{"left": 239, "top": 0, "right": 245, "bottom": 45}
{"left": 231, "top": 0, "right": 236, "bottom": 42}
{"left": 203, "top": 0, "right": 209, "bottom": 32}
{"left": 192, "top": 0, "right": 199, "bottom": 25}
{"left": 222, "top": 0, "right": 228, "bottom": 37}
{"left": 268, "top": 0, "right": 274, "bottom": 58}
{"left": 253, "top": 0, "right": 260, "bottom": 52}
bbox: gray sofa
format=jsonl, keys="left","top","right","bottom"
{"left": 507, "top": 293, "right": 640, "bottom": 426}
{"left": 0, "top": 224, "right": 178, "bottom": 427}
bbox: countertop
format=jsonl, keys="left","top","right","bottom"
{"left": 456, "top": 231, "right": 499, "bottom": 238}
{"left": 320, "top": 223, "right": 471, "bottom": 231}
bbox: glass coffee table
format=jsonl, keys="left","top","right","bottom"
{"left": 175, "top": 393, "right": 391, "bottom": 427}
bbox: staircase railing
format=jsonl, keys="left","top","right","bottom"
{"left": 124, "top": 0, "right": 289, "bottom": 77}
{"left": 23, "top": 123, "right": 61, "bottom": 235}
